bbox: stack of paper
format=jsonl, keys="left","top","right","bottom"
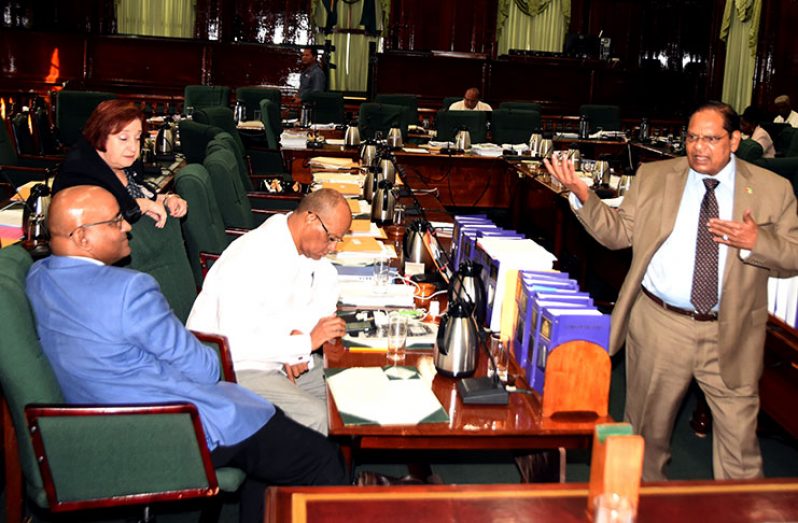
{"left": 325, "top": 367, "right": 447, "bottom": 426}
{"left": 279, "top": 131, "right": 308, "bottom": 150}
{"left": 237, "top": 120, "right": 264, "bottom": 130}
{"left": 309, "top": 156, "right": 359, "bottom": 170}
{"left": 319, "top": 182, "right": 362, "bottom": 197}
{"left": 337, "top": 235, "right": 385, "bottom": 256}
{"left": 471, "top": 143, "right": 503, "bottom": 157}
{"left": 313, "top": 171, "right": 366, "bottom": 185}
{"left": 349, "top": 219, "right": 386, "bottom": 239}
{"left": 338, "top": 281, "right": 415, "bottom": 307}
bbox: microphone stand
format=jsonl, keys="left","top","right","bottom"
{"left": 456, "top": 317, "right": 509, "bottom": 405}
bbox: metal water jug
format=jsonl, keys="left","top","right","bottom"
{"left": 344, "top": 122, "right": 361, "bottom": 147}
{"left": 454, "top": 127, "right": 471, "bottom": 151}
{"left": 370, "top": 180, "right": 395, "bottom": 226}
{"left": 403, "top": 219, "right": 433, "bottom": 271}
{"left": 434, "top": 299, "right": 478, "bottom": 378}
{"left": 299, "top": 103, "right": 313, "bottom": 127}
{"left": 360, "top": 139, "right": 378, "bottom": 168}
{"left": 387, "top": 126, "right": 403, "bottom": 149}
{"left": 448, "top": 261, "right": 487, "bottom": 326}
{"left": 528, "top": 132, "right": 542, "bottom": 157}
{"left": 362, "top": 166, "right": 379, "bottom": 203}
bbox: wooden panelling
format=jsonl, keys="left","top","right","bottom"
{"left": 0, "top": 30, "right": 85, "bottom": 90}
{"left": 211, "top": 42, "right": 301, "bottom": 87}
{"left": 754, "top": 0, "right": 798, "bottom": 111}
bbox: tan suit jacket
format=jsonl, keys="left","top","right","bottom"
{"left": 575, "top": 157, "right": 798, "bottom": 388}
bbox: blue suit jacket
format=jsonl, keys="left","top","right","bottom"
{"left": 26, "top": 256, "right": 274, "bottom": 450}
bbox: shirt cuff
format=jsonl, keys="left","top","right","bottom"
{"left": 568, "top": 192, "right": 584, "bottom": 210}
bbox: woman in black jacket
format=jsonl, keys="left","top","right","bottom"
{"left": 54, "top": 99, "right": 187, "bottom": 226}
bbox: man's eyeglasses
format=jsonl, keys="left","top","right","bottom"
{"left": 68, "top": 213, "right": 125, "bottom": 237}
{"left": 685, "top": 134, "right": 728, "bottom": 147}
{"left": 311, "top": 212, "right": 343, "bottom": 244}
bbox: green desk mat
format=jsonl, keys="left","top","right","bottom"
{"left": 325, "top": 366, "right": 449, "bottom": 426}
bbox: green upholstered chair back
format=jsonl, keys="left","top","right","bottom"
{"left": 54, "top": 90, "right": 116, "bottom": 148}
{"left": 435, "top": 109, "right": 489, "bottom": 143}
{"left": 259, "top": 99, "right": 282, "bottom": 150}
{"left": 491, "top": 109, "right": 542, "bottom": 144}
{"left": 236, "top": 86, "right": 281, "bottom": 124}
{"left": 0, "top": 117, "right": 19, "bottom": 165}
{"left": 358, "top": 102, "right": 407, "bottom": 140}
{"left": 761, "top": 122, "right": 791, "bottom": 155}
{"left": 192, "top": 107, "right": 246, "bottom": 157}
{"left": 0, "top": 246, "right": 62, "bottom": 508}
{"left": 441, "top": 96, "right": 461, "bottom": 110}
{"left": 174, "top": 164, "right": 232, "bottom": 286}
{"left": 784, "top": 128, "right": 798, "bottom": 157}
{"left": 499, "top": 101, "right": 543, "bottom": 113}
{"left": 736, "top": 138, "right": 764, "bottom": 162}
{"left": 375, "top": 94, "right": 418, "bottom": 130}
{"left": 206, "top": 133, "right": 254, "bottom": 191}
{"left": 178, "top": 120, "right": 224, "bottom": 164}
{"left": 11, "top": 112, "right": 35, "bottom": 156}
{"left": 183, "top": 85, "right": 230, "bottom": 113}
{"left": 579, "top": 104, "right": 621, "bottom": 132}
{"left": 121, "top": 216, "right": 198, "bottom": 324}
{"left": 303, "top": 92, "right": 345, "bottom": 125}
{"left": 203, "top": 148, "right": 255, "bottom": 230}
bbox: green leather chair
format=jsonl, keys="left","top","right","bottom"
{"left": 491, "top": 109, "right": 541, "bottom": 144}
{"left": 0, "top": 245, "right": 244, "bottom": 520}
{"left": 207, "top": 132, "right": 254, "bottom": 191}
{"left": 174, "top": 163, "right": 239, "bottom": 286}
{"left": 579, "top": 104, "right": 621, "bottom": 132}
{"left": 183, "top": 85, "right": 230, "bottom": 114}
{"left": 178, "top": 120, "right": 224, "bottom": 164}
{"left": 259, "top": 99, "right": 282, "bottom": 150}
{"left": 236, "top": 86, "right": 281, "bottom": 124}
{"left": 193, "top": 106, "right": 287, "bottom": 183}
{"left": 499, "top": 101, "right": 543, "bottom": 113}
{"left": 203, "top": 148, "right": 256, "bottom": 230}
{"left": 435, "top": 109, "right": 489, "bottom": 143}
{"left": 358, "top": 102, "right": 407, "bottom": 140}
{"left": 302, "top": 92, "right": 345, "bottom": 125}
{"left": 375, "top": 94, "right": 418, "bottom": 130}
{"left": 54, "top": 90, "right": 116, "bottom": 149}
{"left": 122, "top": 216, "right": 198, "bottom": 324}
{"left": 735, "top": 138, "right": 764, "bottom": 162}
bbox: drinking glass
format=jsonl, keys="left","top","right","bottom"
{"left": 386, "top": 313, "right": 408, "bottom": 363}
{"left": 594, "top": 493, "right": 635, "bottom": 523}
{"left": 373, "top": 258, "right": 390, "bottom": 294}
{"left": 488, "top": 333, "right": 509, "bottom": 383}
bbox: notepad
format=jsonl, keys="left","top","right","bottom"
{"left": 337, "top": 235, "right": 384, "bottom": 254}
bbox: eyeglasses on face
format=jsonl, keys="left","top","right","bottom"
{"left": 68, "top": 213, "right": 125, "bottom": 237}
{"left": 310, "top": 212, "right": 343, "bottom": 244}
{"left": 685, "top": 134, "right": 728, "bottom": 147}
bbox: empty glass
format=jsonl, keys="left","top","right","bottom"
{"left": 386, "top": 313, "right": 408, "bottom": 363}
{"left": 373, "top": 258, "right": 390, "bottom": 294}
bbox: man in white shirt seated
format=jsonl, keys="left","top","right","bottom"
{"left": 742, "top": 106, "right": 776, "bottom": 158}
{"left": 449, "top": 87, "right": 492, "bottom": 111}
{"left": 187, "top": 189, "right": 352, "bottom": 435}
{"left": 773, "top": 95, "right": 798, "bottom": 128}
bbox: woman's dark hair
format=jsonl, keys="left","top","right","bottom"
{"left": 741, "top": 105, "right": 764, "bottom": 127}
{"left": 83, "top": 99, "right": 144, "bottom": 151}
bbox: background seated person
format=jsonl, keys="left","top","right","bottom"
{"left": 187, "top": 188, "right": 352, "bottom": 436}
{"left": 449, "top": 87, "right": 492, "bottom": 111}
{"left": 773, "top": 95, "right": 798, "bottom": 128}
{"left": 54, "top": 99, "right": 187, "bottom": 227}
{"left": 741, "top": 105, "right": 776, "bottom": 158}
{"left": 26, "top": 186, "right": 347, "bottom": 522}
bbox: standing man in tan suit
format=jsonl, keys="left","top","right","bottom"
{"left": 544, "top": 101, "right": 798, "bottom": 480}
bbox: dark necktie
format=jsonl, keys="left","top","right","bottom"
{"left": 691, "top": 178, "right": 720, "bottom": 315}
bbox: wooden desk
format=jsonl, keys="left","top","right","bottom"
{"left": 266, "top": 478, "right": 798, "bottom": 523}
{"left": 324, "top": 349, "right": 610, "bottom": 471}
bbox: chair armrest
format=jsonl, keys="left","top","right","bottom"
{"left": 25, "top": 403, "right": 218, "bottom": 513}
{"left": 190, "top": 330, "right": 237, "bottom": 383}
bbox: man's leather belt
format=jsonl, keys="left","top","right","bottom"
{"left": 641, "top": 287, "right": 718, "bottom": 322}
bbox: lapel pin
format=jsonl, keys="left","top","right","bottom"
{"left": 745, "top": 186, "right": 753, "bottom": 194}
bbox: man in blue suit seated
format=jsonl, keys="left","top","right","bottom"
{"left": 25, "top": 185, "right": 347, "bottom": 522}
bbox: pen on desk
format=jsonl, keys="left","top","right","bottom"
{"left": 347, "top": 346, "right": 388, "bottom": 353}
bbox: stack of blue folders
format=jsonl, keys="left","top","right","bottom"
{"left": 512, "top": 270, "right": 610, "bottom": 395}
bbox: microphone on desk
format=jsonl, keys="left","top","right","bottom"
{"left": 457, "top": 327, "right": 510, "bottom": 405}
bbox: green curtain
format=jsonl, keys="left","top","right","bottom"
{"left": 115, "top": 0, "right": 196, "bottom": 38}
{"left": 313, "top": 0, "right": 389, "bottom": 92}
{"left": 497, "top": 0, "right": 570, "bottom": 55}
{"left": 719, "top": 0, "right": 762, "bottom": 112}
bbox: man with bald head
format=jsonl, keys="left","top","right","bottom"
{"left": 26, "top": 186, "right": 347, "bottom": 522}
{"left": 188, "top": 188, "right": 352, "bottom": 435}
{"left": 449, "top": 87, "right": 492, "bottom": 111}
{"left": 773, "top": 95, "right": 798, "bottom": 127}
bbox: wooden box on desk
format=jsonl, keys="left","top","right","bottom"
{"left": 540, "top": 339, "right": 611, "bottom": 418}
{"left": 587, "top": 423, "right": 644, "bottom": 517}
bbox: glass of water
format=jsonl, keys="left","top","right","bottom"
{"left": 386, "top": 312, "right": 408, "bottom": 364}
{"left": 373, "top": 258, "right": 390, "bottom": 294}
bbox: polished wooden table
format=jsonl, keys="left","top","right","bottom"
{"left": 266, "top": 478, "right": 798, "bottom": 523}
{"left": 324, "top": 348, "right": 611, "bottom": 471}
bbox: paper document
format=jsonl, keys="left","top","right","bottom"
{"left": 309, "top": 156, "right": 359, "bottom": 169}
{"left": 338, "top": 282, "right": 415, "bottom": 307}
{"left": 326, "top": 367, "right": 446, "bottom": 425}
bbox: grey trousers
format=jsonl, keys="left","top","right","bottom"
{"left": 625, "top": 292, "right": 763, "bottom": 481}
{"left": 237, "top": 353, "right": 329, "bottom": 436}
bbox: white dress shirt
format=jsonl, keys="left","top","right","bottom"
{"left": 448, "top": 100, "right": 492, "bottom": 111}
{"left": 187, "top": 214, "right": 339, "bottom": 372}
{"left": 641, "top": 157, "right": 736, "bottom": 311}
{"left": 774, "top": 110, "right": 798, "bottom": 128}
